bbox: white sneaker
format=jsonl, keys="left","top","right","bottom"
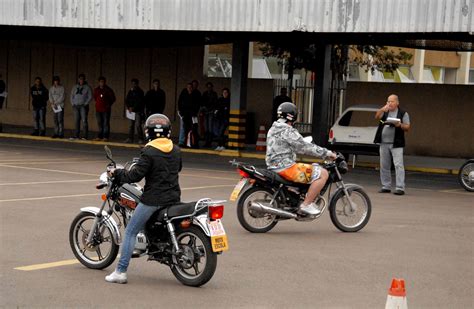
{"left": 215, "top": 146, "right": 223, "bottom": 151}
{"left": 299, "top": 202, "right": 321, "bottom": 216}
{"left": 220, "top": 146, "right": 226, "bottom": 150}
{"left": 105, "top": 270, "right": 127, "bottom": 284}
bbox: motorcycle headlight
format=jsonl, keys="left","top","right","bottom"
{"left": 338, "top": 161, "right": 348, "bottom": 174}
{"left": 99, "top": 172, "right": 109, "bottom": 183}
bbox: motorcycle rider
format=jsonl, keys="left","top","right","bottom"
{"left": 266, "top": 102, "right": 337, "bottom": 216}
{"left": 105, "top": 114, "right": 182, "bottom": 284}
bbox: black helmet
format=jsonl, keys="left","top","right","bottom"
{"left": 277, "top": 102, "right": 297, "bottom": 122}
{"left": 145, "top": 114, "right": 171, "bottom": 141}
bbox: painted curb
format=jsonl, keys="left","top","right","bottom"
{"left": 0, "top": 133, "right": 457, "bottom": 175}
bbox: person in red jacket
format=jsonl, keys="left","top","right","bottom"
{"left": 93, "top": 76, "right": 116, "bottom": 141}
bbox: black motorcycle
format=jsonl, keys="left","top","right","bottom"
{"left": 229, "top": 151, "right": 371, "bottom": 233}
{"left": 69, "top": 146, "right": 228, "bottom": 287}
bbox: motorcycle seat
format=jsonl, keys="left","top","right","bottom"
{"left": 257, "top": 168, "right": 309, "bottom": 187}
{"left": 155, "top": 201, "right": 197, "bottom": 221}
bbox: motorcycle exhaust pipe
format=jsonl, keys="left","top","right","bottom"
{"left": 249, "top": 202, "right": 297, "bottom": 219}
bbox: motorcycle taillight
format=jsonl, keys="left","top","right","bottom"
{"left": 209, "top": 205, "right": 224, "bottom": 220}
{"left": 238, "top": 169, "right": 249, "bottom": 178}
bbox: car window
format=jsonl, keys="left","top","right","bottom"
{"left": 338, "top": 110, "right": 377, "bottom": 127}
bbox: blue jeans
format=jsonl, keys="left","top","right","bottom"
{"left": 117, "top": 202, "right": 157, "bottom": 273}
{"left": 73, "top": 105, "right": 89, "bottom": 138}
{"left": 96, "top": 111, "right": 111, "bottom": 139}
{"left": 53, "top": 110, "right": 64, "bottom": 136}
{"left": 179, "top": 117, "right": 185, "bottom": 145}
{"left": 33, "top": 107, "right": 46, "bottom": 131}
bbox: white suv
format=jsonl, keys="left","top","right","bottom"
{"left": 328, "top": 105, "right": 379, "bottom": 156}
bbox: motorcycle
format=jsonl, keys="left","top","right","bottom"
{"left": 69, "top": 146, "right": 228, "bottom": 287}
{"left": 229, "top": 138, "right": 371, "bottom": 233}
{"left": 458, "top": 159, "right": 474, "bottom": 192}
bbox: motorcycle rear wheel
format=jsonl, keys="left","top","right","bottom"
{"left": 329, "top": 187, "right": 371, "bottom": 232}
{"left": 458, "top": 160, "right": 474, "bottom": 192}
{"left": 237, "top": 187, "right": 278, "bottom": 233}
{"left": 170, "top": 226, "right": 217, "bottom": 287}
{"left": 69, "top": 212, "right": 119, "bottom": 269}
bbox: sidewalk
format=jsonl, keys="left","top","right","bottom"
{"left": 0, "top": 130, "right": 466, "bottom": 175}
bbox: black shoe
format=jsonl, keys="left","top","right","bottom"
{"left": 58, "top": 135, "right": 64, "bottom": 139}
{"left": 51, "top": 134, "right": 59, "bottom": 138}
{"left": 39, "top": 131, "right": 46, "bottom": 136}
{"left": 30, "top": 130, "right": 39, "bottom": 136}
{"left": 393, "top": 189, "right": 405, "bottom": 195}
{"left": 378, "top": 188, "right": 391, "bottom": 193}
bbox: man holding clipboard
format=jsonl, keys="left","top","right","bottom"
{"left": 374, "top": 94, "right": 411, "bottom": 195}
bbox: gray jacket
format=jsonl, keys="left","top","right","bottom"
{"left": 49, "top": 85, "right": 65, "bottom": 108}
{"left": 266, "top": 120, "right": 331, "bottom": 171}
{"left": 70, "top": 83, "right": 92, "bottom": 106}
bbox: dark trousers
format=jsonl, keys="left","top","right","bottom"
{"left": 33, "top": 107, "right": 46, "bottom": 131}
{"left": 204, "top": 113, "right": 214, "bottom": 145}
{"left": 73, "top": 105, "right": 89, "bottom": 138}
{"left": 213, "top": 119, "right": 228, "bottom": 147}
{"left": 53, "top": 110, "right": 64, "bottom": 136}
{"left": 96, "top": 111, "right": 111, "bottom": 139}
{"left": 128, "top": 112, "right": 144, "bottom": 141}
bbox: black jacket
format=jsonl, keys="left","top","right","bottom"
{"left": 373, "top": 108, "right": 407, "bottom": 148}
{"left": 145, "top": 88, "right": 166, "bottom": 117}
{"left": 126, "top": 87, "right": 145, "bottom": 113}
{"left": 114, "top": 138, "right": 182, "bottom": 207}
{"left": 31, "top": 84, "right": 49, "bottom": 109}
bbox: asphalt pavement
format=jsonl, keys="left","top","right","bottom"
{"left": 0, "top": 138, "right": 472, "bottom": 308}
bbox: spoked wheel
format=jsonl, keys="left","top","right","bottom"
{"left": 69, "top": 212, "right": 119, "bottom": 269}
{"left": 171, "top": 226, "right": 217, "bottom": 287}
{"left": 237, "top": 188, "right": 278, "bottom": 233}
{"left": 458, "top": 160, "right": 474, "bottom": 192}
{"left": 329, "top": 187, "right": 371, "bottom": 232}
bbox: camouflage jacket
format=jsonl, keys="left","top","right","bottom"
{"left": 266, "top": 120, "right": 331, "bottom": 171}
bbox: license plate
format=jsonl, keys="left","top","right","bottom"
{"left": 208, "top": 219, "right": 229, "bottom": 252}
{"left": 229, "top": 178, "right": 248, "bottom": 201}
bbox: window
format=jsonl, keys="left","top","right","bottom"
{"left": 338, "top": 111, "right": 377, "bottom": 127}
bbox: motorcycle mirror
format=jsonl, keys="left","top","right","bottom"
{"left": 303, "top": 136, "right": 313, "bottom": 143}
{"left": 104, "top": 146, "right": 113, "bottom": 160}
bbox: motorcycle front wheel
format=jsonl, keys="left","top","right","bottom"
{"left": 170, "top": 226, "right": 217, "bottom": 287}
{"left": 69, "top": 212, "right": 119, "bottom": 269}
{"left": 458, "top": 160, "right": 474, "bottom": 192}
{"left": 237, "top": 187, "right": 278, "bottom": 233}
{"left": 329, "top": 187, "right": 371, "bottom": 232}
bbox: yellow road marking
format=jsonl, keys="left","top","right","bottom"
{"left": 15, "top": 259, "right": 80, "bottom": 271}
{"left": 0, "top": 179, "right": 96, "bottom": 186}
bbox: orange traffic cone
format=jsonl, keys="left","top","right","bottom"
{"left": 256, "top": 125, "right": 267, "bottom": 152}
{"left": 385, "top": 278, "right": 408, "bottom": 309}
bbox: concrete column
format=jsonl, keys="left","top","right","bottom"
{"left": 311, "top": 44, "right": 332, "bottom": 147}
{"left": 456, "top": 52, "right": 471, "bottom": 84}
{"left": 248, "top": 42, "right": 253, "bottom": 78}
{"left": 228, "top": 40, "right": 249, "bottom": 150}
{"left": 412, "top": 49, "right": 425, "bottom": 83}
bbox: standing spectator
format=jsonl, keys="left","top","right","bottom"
{"left": 374, "top": 94, "right": 411, "bottom": 195}
{"left": 49, "top": 76, "right": 65, "bottom": 138}
{"left": 144, "top": 79, "right": 166, "bottom": 118}
{"left": 178, "top": 83, "right": 197, "bottom": 147}
{"left": 125, "top": 78, "right": 145, "bottom": 144}
{"left": 201, "top": 82, "right": 218, "bottom": 147}
{"left": 0, "top": 73, "right": 6, "bottom": 133}
{"left": 93, "top": 76, "right": 116, "bottom": 141}
{"left": 70, "top": 73, "right": 92, "bottom": 140}
{"left": 191, "top": 79, "right": 204, "bottom": 137}
{"left": 213, "top": 88, "right": 230, "bottom": 151}
{"left": 30, "top": 77, "right": 49, "bottom": 136}
{"left": 272, "top": 87, "right": 292, "bottom": 122}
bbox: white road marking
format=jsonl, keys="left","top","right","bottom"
{"left": 0, "top": 157, "right": 82, "bottom": 163}
{"left": 0, "top": 164, "right": 98, "bottom": 176}
{"left": 0, "top": 160, "right": 104, "bottom": 165}
{"left": 0, "top": 179, "right": 97, "bottom": 186}
{"left": 1, "top": 184, "right": 234, "bottom": 203}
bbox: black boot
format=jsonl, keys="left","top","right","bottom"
{"left": 30, "top": 130, "right": 39, "bottom": 136}
{"left": 39, "top": 130, "right": 46, "bottom": 136}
